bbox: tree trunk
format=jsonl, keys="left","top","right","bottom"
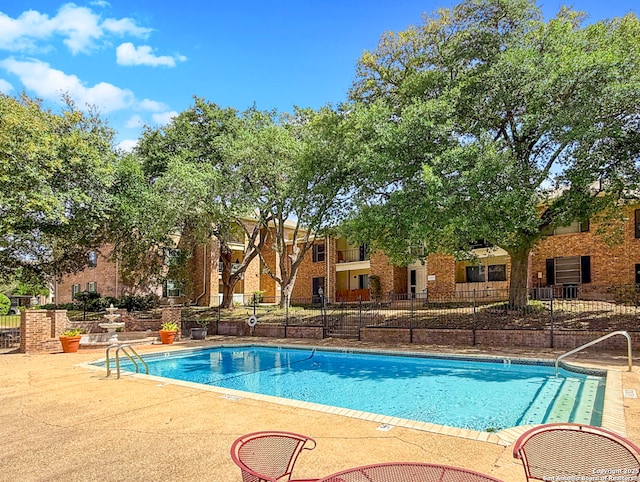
{"left": 507, "top": 246, "right": 531, "bottom": 310}
{"left": 219, "top": 247, "right": 234, "bottom": 309}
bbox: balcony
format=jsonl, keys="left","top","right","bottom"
{"left": 219, "top": 262, "right": 242, "bottom": 274}
{"left": 337, "top": 248, "right": 369, "bottom": 263}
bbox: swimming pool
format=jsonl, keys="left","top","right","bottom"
{"left": 111, "top": 345, "right": 605, "bottom": 432}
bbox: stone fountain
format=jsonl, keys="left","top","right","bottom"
{"left": 98, "top": 304, "right": 125, "bottom": 343}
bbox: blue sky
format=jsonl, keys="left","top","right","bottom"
{"left": 0, "top": 1, "right": 637, "bottom": 151}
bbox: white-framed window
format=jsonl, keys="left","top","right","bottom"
{"left": 87, "top": 282, "right": 97, "bottom": 293}
{"left": 163, "top": 280, "right": 182, "bottom": 297}
{"left": 312, "top": 243, "right": 325, "bottom": 263}
{"left": 72, "top": 284, "right": 81, "bottom": 298}
{"left": 553, "top": 220, "right": 590, "bottom": 235}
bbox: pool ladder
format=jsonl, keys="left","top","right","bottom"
{"left": 105, "top": 344, "right": 149, "bottom": 379}
{"left": 555, "top": 330, "right": 632, "bottom": 376}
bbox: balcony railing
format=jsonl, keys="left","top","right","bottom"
{"left": 337, "top": 248, "right": 369, "bottom": 263}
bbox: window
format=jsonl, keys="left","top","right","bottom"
{"left": 163, "top": 280, "right": 182, "bottom": 297}
{"left": 71, "top": 284, "right": 81, "bottom": 298}
{"left": 487, "top": 264, "right": 507, "bottom": 282}
{"left": 88, "top": 251, "right": 97, "bottom": 268}
{"left": 553, "top": 220, "right": 590, "bottom": 235}
{"left": 636, "top": 264, "right": 640, "bottom": 285}
{"left": 635, "top": 209, "right": 640, "bottom": 239}
{"left": 545, "top": 256, "right": 591, "bottom": 285}
{"left": 312, "top": 243, "right": 325, "bottom": 263}
{"left": 465, "top": 265, "right": 485, "bottom": 283}
{"left": 87, "top": 282, "right": 97, "bottom": 293}
{"left": 358, "top": 274, "right": 369, "bottom": 289}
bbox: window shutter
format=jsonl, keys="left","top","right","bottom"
{"left": 580, "top": 256, "right": 591, "bottom": 283}
{"left": 546, "top": 258, "right": 555, "bottom": 285}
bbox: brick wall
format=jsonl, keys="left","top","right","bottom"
{"left": 290, "top": 240, "right": 328, "bottom": 300}
{"left": 20, "top": 310, "right": 71, "bottom": 354}
{"left": 56, "top": 246, "right": 122, "bottom": 304}
{"left": 530, "top": 206, "right": 640, "bottom": 288}
{"left": 426, "top": 254, "right": 456, "bottom": 294}
{"left": 370, "top": 251, "right": 408, "bottom": 296}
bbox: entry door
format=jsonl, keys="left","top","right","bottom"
{"left": 312, "top": 277, "right": 325, "bottom": 303}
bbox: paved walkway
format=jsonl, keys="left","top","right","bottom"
{"left": 1, "top": 336, "right": 639, "bottom": 481}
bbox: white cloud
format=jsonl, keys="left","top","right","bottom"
{"left": 102, "top": 18, "right": 150, "bottom": 37}
{"left": 0, "top": 4, "right": 151, "bottom": 55}
{"left": 117, "top": 139, "right": 137, "bottom": 152}
{"left": 125, "top": 114, "right": 143, "bottom": 128}
{"left": 152, "top": 111, "right": 178, "bottom": 125}
{"left": 116, "top": 42, "right": 185, "bottom": 67}
{"left": 0, "top": 57, "right": 134, "bottom": 113}
{"left": 138, "top": 98, "right": 168, "bottom": 112}
{"left": 0, "top": 78, "right": 13, "bottom": 93}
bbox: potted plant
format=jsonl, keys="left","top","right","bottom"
{"left": 190, "top": 319, "right": 209, "bottom": 340}
{"left": 159, "top": 321, "right": 179, "bottom": 344}
{"left": 59, "top": 328, "right": 85, "bottom": 353}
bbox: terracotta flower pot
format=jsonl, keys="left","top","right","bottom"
{"left": 159, "top": 330, "right": 177, "bottom": 344}
{"left": 59, "top": 335, "right": 82, "bottom": 353}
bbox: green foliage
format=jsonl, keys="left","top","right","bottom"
{"left": 60, "top": 328, "right": 85, "bottom": 337}
{"left": 118, "top": 294, "right": 159, "bottom": 312}
{"left": 346, "top": 0, "right": 640, "bottom": 307}
{"left": 0, "top": 293, "right": 10, "bottom": 315}
{"left": 160, "top": 321, "right": 179, "bottom": 331}
{"left": 252, "top": 290, "right": 264, "bottom": 303}
{"left": 0, "top": 94, "right": 117, "bottom": 282}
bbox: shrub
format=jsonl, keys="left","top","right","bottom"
{"left": 252, "top": 290, "right": 264, "bottom": 304}
{"left": 119, "top": 294, "right": 160, "bottom": 312}
{"left": 0, "top": 293, "right": 10, "bottom": 315}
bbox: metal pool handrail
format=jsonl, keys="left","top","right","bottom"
{"left": 555, "top": 330, "right": 632, "bottom": 376}
{"left": 105, "top": 343, "right": 149, "bottom": 379}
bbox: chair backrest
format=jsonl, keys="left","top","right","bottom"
{"left": 513, "top": 423, "right": 640, "bottom": 482}
{"left": 230, "top": 430, "right": 317, "bottom": 482}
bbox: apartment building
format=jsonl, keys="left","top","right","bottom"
{"left": 408, "top": 205, "right": 640, "bottom": 298}
{"left": 55, "top": 205, "right": 640, "bottom": 306}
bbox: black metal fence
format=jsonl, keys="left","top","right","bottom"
{"left": 0, "top": 314, "right": 21, "bottom": 349}
{"left": 182, "top": 285, "right": 640, "bottom": 340}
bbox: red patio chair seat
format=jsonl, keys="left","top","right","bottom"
{"left": 513, "top": 423, "right": 640, "bottom": 481}
{"left": 230, "top": 430, "right": 318, "bottom": 482}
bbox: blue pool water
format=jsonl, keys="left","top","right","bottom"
{"left": 111, "top": 346, "right": 605, "bottom": 432}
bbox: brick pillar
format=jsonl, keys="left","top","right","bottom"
{"left": 161, "top": 307, "right": 182, "bottom": 339}
{"left": 20, "top": 310, "right": 70, "bottom": 354}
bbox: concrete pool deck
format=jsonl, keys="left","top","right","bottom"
{"left": 1, "top": 336, "right": 639, "bottom": 481}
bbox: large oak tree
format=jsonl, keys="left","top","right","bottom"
{"left": 0, "top": 94, "right": 116, "bottom": 284}
{"left": 344, "top": 0, "right": 640, "bottom": 308}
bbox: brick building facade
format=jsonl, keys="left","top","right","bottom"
{"left": 55, "top": 206, "right": 640, "bottom": 306}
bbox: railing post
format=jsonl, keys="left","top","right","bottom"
{"left": 358, "top": 296, "right": 362, "bottom": 341}
{"left": 410, "top": 293, "right": 414, "bottom": 343}
{"left": 285, "top": 294, "right": 289, "bottom": 338}
{"left": 472, "top": 289, "right": 477, "bottom": 346}
{"left": 549, "top": 288, "right": 555, "bottom": 348}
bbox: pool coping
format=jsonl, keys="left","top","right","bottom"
{"left": 79, "top": 342, "right": 625, "bottom": 447}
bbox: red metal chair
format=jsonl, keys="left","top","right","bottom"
{"left": 230, "top": 430, "right": 318, "bottom": 482}
{"left": 513, "top": 423, "right": 640, "bottom": 481}
{"left": 316, "top": 462, "right": 504, "bottom": 482}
